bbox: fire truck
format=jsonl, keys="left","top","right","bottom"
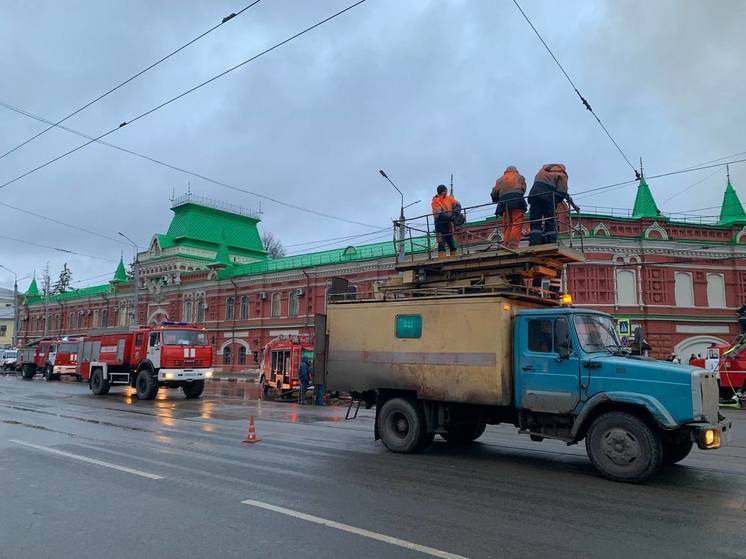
{"left": 259, "top": 336, "right": 314, "bottom": 394}
{"left": 17, "top": 337, "right": 82, "bottom": 381}
{"left": 77, "top": 323, "right": 213, "bottom": 400}
{"left": 691, "top": 339, "right": 746, "bottom": 403}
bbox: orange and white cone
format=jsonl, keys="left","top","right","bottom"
{"left": 242, "top": 415, "right": 260, "bottom": 444}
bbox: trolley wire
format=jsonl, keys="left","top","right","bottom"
{"left": 0, "top": 0, "right": 370, "bottom": 217}
{"left": 0, "top": 234, "right": 116, "bottom": 263}
{"left": 0, "top": 1, "right": 263, "bottom": 163}
{"left": 512, "top": 0, "right": 640, "bottom": 179}
{"left": 0, "top": 100, "right": 379, "bottom": 229}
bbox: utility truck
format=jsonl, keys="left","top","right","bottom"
{"left": 318, "top": 245, "right": 731, "bottom": 482}
{"left": 78, "top": 323, "right": 213, "bottom": 400}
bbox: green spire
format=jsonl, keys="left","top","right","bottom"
{"left": 111, "top": 257, "right": 127, "bottom": 283}
{"left": 25, "top": 274, "right": 39, "bottom": 296}
{"left": 209, "top": 243, "right": 232, "bottom": 268}
{"left": 631, "top": 177, "right": 660, "bottom": 219}
{"left": 718, "top": 178, "right": 746, "bottom": 225}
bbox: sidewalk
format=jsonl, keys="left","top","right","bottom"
{"left": 208, "top": 369, "right": 260, "bottom": 383}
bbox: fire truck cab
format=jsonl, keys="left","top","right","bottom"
{"left": 692, "top": 340, "right": 746, "bottom": 402}
{"left": 259, "top": 336, "right": 314, "bottom": 394}
{"left": 78, "top": 323, "right": 214, "bottom": 400}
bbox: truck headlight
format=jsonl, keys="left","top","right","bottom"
{"left": 703, "top": 428, "right": 720, "bottom": 448}
{"left": 164, "top": 372, "right": 175, "bottom": 380}
{"left": 204, "top": 371, "right": 213, "bottom": 379}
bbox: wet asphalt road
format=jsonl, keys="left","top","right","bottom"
{"left": 0, "top": 375, "right": 744, "bottom": 559}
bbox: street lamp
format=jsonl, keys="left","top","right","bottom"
{"left": 379, "top": 169, "right": 407, "bottom": 260}
{"left": 0, "top": 264, "right": 18, "bottom": 348}
{"left": 118, "top": 232, "right": 140, "bottom": 327}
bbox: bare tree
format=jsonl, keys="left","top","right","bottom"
{"left": 261, "top": 232, "right": 286, "bottom": 258}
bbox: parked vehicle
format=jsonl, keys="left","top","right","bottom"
{"left": 77, "top": 323, "right": 213, "bottom": 400}
{"left": 1, "top": 348, "right": 18, "bottom": 372}
{"left": 319, "top": 246, "right": 731, "bottom": 483}
{"left": 259, "top": 336, "right": 314, "bottom": 394}
{"left": 17, "top": 338, "right": 81, "bottom": 380}
{"left": 691, "top": 342, "right": 746, "bottom": 403}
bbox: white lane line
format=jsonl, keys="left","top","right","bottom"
{"left": 8, "top": 439, "right": 163, "bottom": 480}
{"left": 241, "top": 499, "right": 468, "bottom": 559}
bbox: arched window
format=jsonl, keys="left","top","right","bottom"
{"left": 240, "top": 296, "right": 249, "bottom": 320}
{"left": 615, "top": 270, "right": 637, "bottom": 306}
{"left": 222, "top": 345, "right": 232, "bottom": 365}
{"left": 289, "top": 290, "right": 299, "bottom": 317}
{"left": 101, "top": 308, "right": 108, "bottom": 328}
{"left": 706, "top": 274, "right": 725, "bottom": 308}
{"left": 675, "top": 272, "right": 694, "bottom": 307}
{"left": 347, "top": 285, "right": 357, "bottom": 301}
{"left": 183, "top": 300, "right": 193, "bottom": 323}
{"left": 226, "top": 297, "right": 235, "bottom": 320}
{"left": 92, "top": 309, "right": 99, "bottom": 328}
{"left": 196, "top": 300, "right": 205, "bottom": 323}
{"left": 271, "top": 293, "right": 281, "bottom": 317}
{"left": 238, "top": 346, "right": 247, "bottom": 365}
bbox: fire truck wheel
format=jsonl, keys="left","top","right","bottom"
{"left": 43, "top": 365, "right": 55, "bottom": 381}
{"left": 182, "top": 380, "right": 204, "bottom": 399}
{"left": 21, "top": 364, "right": 35, "bottom": 380}
{"left": 135, "top": 370, "right": 159, "bottom": 400}
{"left": 378, "top": 397, "right": 427, "bottom": 454}
{"left": 90, "top": 369, "right": 110, "bottom": 395}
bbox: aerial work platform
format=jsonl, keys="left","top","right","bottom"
{"left": 382, "top": 244, "right": 585, "bottom": 300}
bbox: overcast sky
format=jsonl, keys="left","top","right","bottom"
{"left": 1, "top": 0, "right": 744, "bottom": 291}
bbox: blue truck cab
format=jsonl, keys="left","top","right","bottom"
{"left": 514, "top": 308, "right": 731, "bottom": 481}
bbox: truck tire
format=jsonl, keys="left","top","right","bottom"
{"left": 22, "top": 364, "right": 35, "bottom": 380}
{"left": 441, "top": 422, "right": 487, "bottom": 445}
{"left": 585, "top": 411, "right": 662, "bottom": 483}
{"left": 378, "top": 397, "right": 427, "bottom": 454}
{"left": 662, "top": 431, "right": 693, "bottom": 465}
{"left": 90, "top": 368, "right": 110, "bottom": 396}
{"left": 43, "top": 365, "right": 55, "bottom": 381}
{"left": 135, "top": 370, "right": 159, "bottom": 400}
{"left": 182, "top": 380, "right": 205, "bottom": 399}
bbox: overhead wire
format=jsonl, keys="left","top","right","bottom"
{"left": 0, "top": 234, "right": 116, "bottom": 262}
{"left": 0, "top": 0, "right": 263, "bottom": 162}
{"left": 0, "top": 100, "right": 379, "bottom": 229}
{"left": 511, "top": 0, "right": 640, "bottom": 179}
{"left": 0, "top": 0, "right": 373, "bottom": 229}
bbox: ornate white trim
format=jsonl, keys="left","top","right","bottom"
{"left": 219, "top": 338, "right": 251, "bottom": 352}
{"left": 593, "top": 223, "right": 610, "bottom": 237}
{"left": 643, "top": 221, "right": 669, "bottom": 240}
{"left": 736, "top": 226, "right": 746, "bottom": 244}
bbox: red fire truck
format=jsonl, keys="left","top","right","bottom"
{"left": 691, "top": 340, "right": 746, "bottom": 402}
{"left": 77, "top": 323, "right": 213, "bottom": 400}
{"left": 259, "top": 336, "right": 314, "bottom": 394}
{"left": 18, "top": 337, "right": 82, "bottom": 381}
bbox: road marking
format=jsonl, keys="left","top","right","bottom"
{"left": 241, "top": 499, "right": 468, "bottom": 559}
{"left": 8, "top": 439, "right": 163, "bottom": 480}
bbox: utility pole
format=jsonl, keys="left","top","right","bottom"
{"left": 0, "top": 264, "right": 18, "bottom": 348}
{"left": 118, "top": 232, "right": 140, "bottom": 327}
{"left": 42, "top": 262, "right": 50, "bottom": 337}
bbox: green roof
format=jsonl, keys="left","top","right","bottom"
{"left": 25, "top": 275, "right": 39, "bottom": 296}
{"left": 112, "top": 258, "right": 127, "bottom": 283}
{"left": 211, "top": 242, "right": 233, "bottom": 268}
{"left": 48, "top": 284, "right": 112, "bottom": 302}
{"left": 631, "top": 178, "right": 660, "bottom": 219}
{"left": 718, "top": 180, "right": 746, "bottom": 225}
{"left": 166, "top": 203, "right": 267, "bottom": 258}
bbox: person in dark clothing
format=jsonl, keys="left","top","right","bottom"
{"left": 528, "top": 164, "right": 580, "bottom": 246}
{"left": 298, "top": 357, "right": 312, "bottom": 404}
{"left": 431, "top": 185, "right": 460, "bottom": 257}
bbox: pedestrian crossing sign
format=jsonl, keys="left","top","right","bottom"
{"left": 617, "top": 319, "right": 631, "bottom": 337}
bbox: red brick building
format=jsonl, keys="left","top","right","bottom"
{"left": 17, "top": 180, "right": 746, "bottom": 368}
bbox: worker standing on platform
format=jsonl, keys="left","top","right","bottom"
{"left": 431, "top": 184, "right": 459, "bottom": 258}
{"left": 491, "top": 166, "right": 527, "bottom": 249}
{"left": 528, "top": 164, "right": 579, "bottom": 246}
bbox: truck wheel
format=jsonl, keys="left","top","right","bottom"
{"left": 90, "top": 369, "right": 110, "bottom": 396}
{"left": 585, "top": 412, "right": 662, "bottom": 483}
{"left": 378, "top": 397, "right": 427, "bottom": 453}
{"left": 441, "top": 422, "right": 487, "bottom": 445}
{"left": 21, "top": 364, "right": 35, "bottom": 380}
{"left": 182, "top": 380, "right": 205, "bottom": 399}
{"left": 662, "top": 432, "right": 694, "bottom": 465}
{"left": 43, "top": 365, "right": 55, "bottom": 381}
{"left": 135, "top": 370, "right": 159, "bottom": 400}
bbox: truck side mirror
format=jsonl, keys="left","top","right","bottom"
{"left": 555, "top": 319, "right": 571, "bottom": 360}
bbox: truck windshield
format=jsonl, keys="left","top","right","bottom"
{"left": 162, "top": 330, "right": 208, "bottom": 346}
{"left": 573, "top": 315, "right": 622, "bottom": 353}
{"left": 58, "top": 343, "right": 78, "bottom": 352}
{"left": 3, "top": 350, "right": 16, "bottom": 358}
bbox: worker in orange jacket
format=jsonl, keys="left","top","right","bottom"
{"left": 528, "top": 164, "right": 579, "bottom": 246}
{"left": 431, "top": 185, "right": 459, "bottom": 257}
{"left": 491, "top": 166, "right": 527, "bottom": 249}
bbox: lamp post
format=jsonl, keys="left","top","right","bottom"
{"left": 0, "top": 264, "right": 18, "bottom": 348}
{"left": 378, "top": 170, "right": 407, "bottom": 260}
{"left": 118, "top": 232, "right": 140, "bottom": 327}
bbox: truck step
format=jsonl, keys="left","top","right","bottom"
{"left": 108, "top": 372, "right": 130, "bottom": 384}
{"left": 345, "top": 399, "right": 361, "bottom": 420}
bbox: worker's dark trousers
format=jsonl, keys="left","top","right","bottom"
{"left": 298, "top": 382, "right": 309, "bottom": 404}
{"left": 528, "top": 193, "right": 557, "bottom": 246}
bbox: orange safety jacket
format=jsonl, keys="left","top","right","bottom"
{"left": 533, "top": 164, "right": 568, "bottom": 196}
{"left": 431, "top": 193, "right": 458, "bottom": 217}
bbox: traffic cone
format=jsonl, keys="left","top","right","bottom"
{"left": 242, "top": 415, "right": 260, "bottom": 444}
